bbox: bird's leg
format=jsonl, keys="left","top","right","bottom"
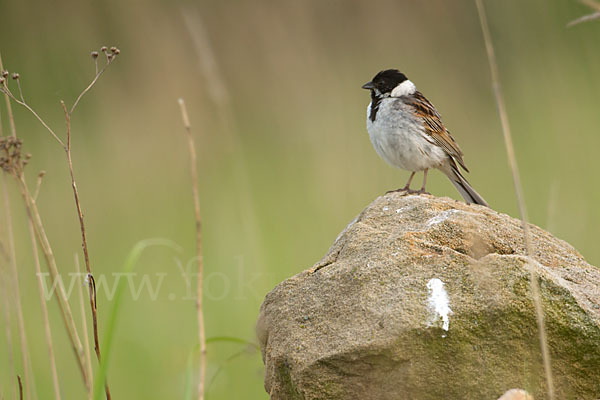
{"left": 414, "top": 169, "right": 431, "bottom": 195}
{"left": 386, "top": 171, "right": 416, "bottom": 194}
{"left": 403, "top": 171, "right": 416, "bottom": 191}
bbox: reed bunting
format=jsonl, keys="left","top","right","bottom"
{"left": 362, "top": 69, "right": 488, "bottom": 206}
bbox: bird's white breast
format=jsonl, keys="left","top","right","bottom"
{"left": 366, "top": 99, "right": 447, "bottom": 172}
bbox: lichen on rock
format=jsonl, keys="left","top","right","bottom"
{"left": 257, "top": 194, "right": 600, "bottom": 399}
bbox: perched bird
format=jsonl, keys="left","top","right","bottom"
{"left": 362, "top": 69, "right": 488, "bottom": 207}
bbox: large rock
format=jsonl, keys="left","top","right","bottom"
{"left": 257, "top": 194, "right": 600, "bottom": 400}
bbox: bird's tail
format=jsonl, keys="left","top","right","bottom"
{"left": 440, "top": 161, "right": 489, "bottom": 207}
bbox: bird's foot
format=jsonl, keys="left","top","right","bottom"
{"left": 412, "top": 188, "right": 431, "bottom": 196}
{"left": 386, "top": 186, "right": 411, "bottom": 195}
{"left": 386, "top": 187, "right": 429, "bottom": 195}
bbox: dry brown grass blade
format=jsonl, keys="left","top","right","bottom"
{"left": 1, "top": 173, "right": 36, "bottom": 400}
{"left": 180, "top": 7, "right": 267, "bottom": 289}
{"left": 75, "top": 256, "right": 94, "bottom": 400}
{"left": 178, "top": 98, "right": 207, "bottom": 400}
{"left": 87, "top": 274, "right": 111, "bottom": 400}
{"left": 15, "top": 174, "right": 90, "bottom": 387}
{"left": 0, "top": 52, "right": 22, "bottom": 400}
{"left": 475, "top": 1, "right": 555, "bottom": 398}
{"left": 1, "top": 273, "right": 17, "bottom": 400}
{"left": 61, "top": 101, "right": 92, "bottom": 276}
{"left": 17, "top": 376, "right": 23, "bottom": 400}
{"left": 581, "top": 0, "right": 600, "bottom": 10}
{"left": 567, "top": 11, "right": 600, "bottom": 27}
{"left": 567, "top": 0, "right": 600, "bottom": 26}
{"left": 27, "top": 192, "right": 62, "bottom": 400}
{"left": 180, "top": 10, "right": 230, "bottom": 118}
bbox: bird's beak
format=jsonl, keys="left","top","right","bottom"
{"left": 361, "top": 81, "right": 375, "bottom": 90}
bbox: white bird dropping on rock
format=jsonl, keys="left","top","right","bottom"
{"left": 427, "top": 278, "right": 452, "bottom": 334}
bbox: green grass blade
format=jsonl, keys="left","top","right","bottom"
{"left": 93, "top": 238, "right": 180, "bottom": 400}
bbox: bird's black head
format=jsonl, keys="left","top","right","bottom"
{"left": 362, "top": 69, "right": 408, "bottom": 95}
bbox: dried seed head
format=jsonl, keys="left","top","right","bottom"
{"left": 113, "top": 48, "right": 120, "bottom": 55}
{"left": 110, "top": 46, "right": 117, "bottom": 53}
{"left": 107, "top": 54, "right": 114, "bottom": 61}
{"left": 0, "top": 136, "right": 27, "bottom": 174}
{"left": 91, "top": 51, "right": 99, "bottom": 59}
{"left": 1, "top": 70, "right": 8, "bottom": 78}
{"left": 38, "top": 170, "right": 46, "bottom": 178}
{"left": 101, "top": 46, "right": 108, "bottom": 53}
{"left": 0, "top": 77, "right": 4, "bottom": 85}
{"left": 11, "top": 73, "right": 19, "bottom": 80}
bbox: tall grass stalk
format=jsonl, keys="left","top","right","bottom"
{"left": 15, "top": 173, "right": 90, "bottom": 387}
{"left": 178, "top": 98, "right": 207, "bottom": 400}
{"left": 0, "top": 137, "right": 36, "bottom": 400}
{"left": 475, "top": 1, "right": 554, "bottom": 398}
{"left": 567, "top": 0, "right": 600, "bottom": 27}
{"left": 17, "top": 375, "right": 23, "bottom": 400}
{"left": 61, "top": 99, "right": 112, "bottom": 400}
{"left": 27, "top": 203, "right": 62, "bottom": 400}
{"left": 1, "top": 270, "right": 16, "bottom": 400}
{"left": 1, "top": 53, "right": 36, "bottom": 400}
{"left": 75, "top": 255, "right": 94, "bottom": 400}
{"left": 181, "top": 9, "right": 267, "bottom": 277}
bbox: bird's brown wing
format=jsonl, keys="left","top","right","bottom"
{"left": 405, "top": 91, "right": 469, "bottom": 172}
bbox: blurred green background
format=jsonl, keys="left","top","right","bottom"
{"left": 0, "top": 0, "right": 599, "bottom": 398}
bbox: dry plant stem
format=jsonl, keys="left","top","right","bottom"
{"left": 0, "top": 51, "right": 116, "bottom": 397}
{"left": 475, "top": 1, "right": 555, "bottom": 399}
{"left": 567, "top": 11, "right": 600, "bottom": 27}
{"left": 0, "top": 86, "right": 64, "bottom": 147}
{"left": 1, "top": 55, "right": 115, "bottom": 396}
{"left": 1, "top": 276, "right": 16, "bottom": 400}
{"left": 0, "top": 88, "right": 12, "bottom": 400}
{"left": 0, "top": 54, "right": 17, "bottom": 137}
{"left": 16, "top": 80, "right": 25, "bottom": 103}
{"left": 17, "top": 376, "right": 23, "bottom": 400}
{"left": 582, "top": 0, "right": 600, "bottom": 10}
{"left": 0, "top": 63, "right": 19, "bottom": 400}
{"left": 88, "top": 276, "right": 100, "bottom": 362}
{"left": 69, "top": 58, "right": 113, "bottom": 116}
{"left": 88, "top": 275, "right": 111, "bottom": 400}
{"left": 181, "top": 10, "right": 236, "bottom": 150}
{"left": 567, "top": 0, "right": 600, "bottom": 27}
{"left": 1, "top": 173, "right": 35, "bottom": 400}
{"left": 75, "top": 256, "right": 94, "bottom": 400}
{"left": 181, "top": 10, "right": 267, "bottom": 278}
{"left": 27, "top": 205, "right": 62, "bottom": 400}
{"left": 15, "top": 174, "right": 89, "bottom": 388}
{"left": 61, "top": 102, "right": 92, "bottom": 275}
{"left": 178, "top": 98, "right": 206, "bottom": 400}
{"left": 33, "top": 172, "right": 45, "bottom": 202}
{"left": 61, "top": 101, "right": 111, "bottom": 400}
